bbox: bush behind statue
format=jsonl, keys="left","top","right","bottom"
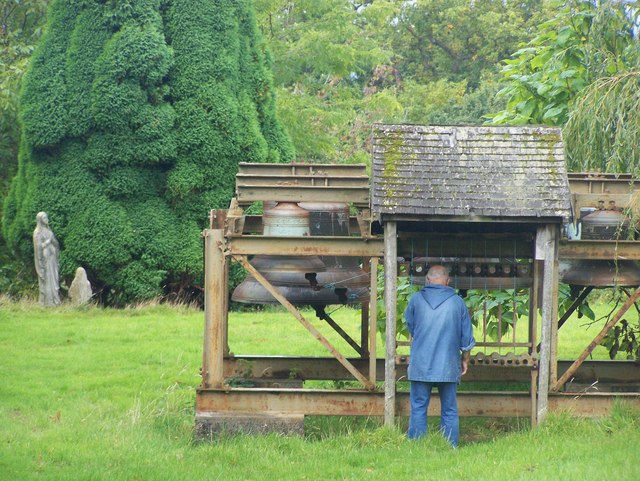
{"left": 1, "top": 0, "right": 293, "bottom": 305}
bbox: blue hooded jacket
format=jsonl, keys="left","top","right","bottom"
{"left": 404, "top": 284, "right": 476, "bottom": 383}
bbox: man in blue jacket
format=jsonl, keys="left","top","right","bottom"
{"left": 404, "top": 264, "right": 476, "bottom": 447}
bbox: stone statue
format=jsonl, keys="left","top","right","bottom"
{"left": 69, "top": 267, "right": 93, "bottom": 305}
{"left": 33, "top": 212, "right": 61, "bottom": 306}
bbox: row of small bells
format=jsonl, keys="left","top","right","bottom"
{"left": 561, "top": 206, "right": 640, "bottom": 287}
{"left": 231, "top": 202, "right": 369, "bottom": 306}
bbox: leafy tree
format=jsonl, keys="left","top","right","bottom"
{"left": 254, "top": 0, "right": 545, "bottom": 165}
{"left": 389, "top": 0, "right": 546, "bottom": 89}
{"left": 564, "top": 69, "right": 640, "bottom": 175}
{"left": 0, "top": 0, "right": 49, "bottom": 226}
{"left": 489, "top": 0, "right": 640, "bottom": 127}
{"left": 254, "top": 0, "right": 397, "bottom": 163}
{"left": 2, "top": 0, "right": 293, "bottom": 303}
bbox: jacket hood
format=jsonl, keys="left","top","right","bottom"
{"left": 420, "top": 284, "right": 456, "bottom": 309}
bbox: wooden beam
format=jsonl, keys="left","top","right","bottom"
{"left": 369, "top": 257, "right": 379, "bottom": 384}
{"left": 238, "top": 162, "right": 367, "bottom": 177}
{"left": 553, "top": 286, "right": 640, "bottom": 392}
{"left": 223, "top": 356, "right": 640, "bottom": 384}
{"left": 236, "top": 186, "right": 370, "bottom": 207}
{"left": 384, "top": 222, "right": 398, "bottom": 426}
{"left": 530, "top": 369, "right": 538, "bottom": 428}
{"left": 196, "top": 388, "right": 640, "bottom": 418}
{"left": 233, "top": 255, "right": 375, "bottom": 391}
{"left": 202, "top": 229, "right": 227, "bottom": 388}
{"left": 236, "top": 173, "right": 370, "bottom": 187}
{"left": 196, "top": 389, "right": 534, "bottom": 417}
{"left": 559, "top": 240, "right": 640, "bottom": 260}
{"left": 536, "top": 224, "right": 558, "bottom": 424}
{"left": 550, "top": 249, "right": 560, "bottom": 386}
{"left": 572, "top": 193, "right": 636, "bottom": 210}
{"left": 226, "top": 236, "right": 384, "bottom": 257}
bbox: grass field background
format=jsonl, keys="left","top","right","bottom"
{"left": 1, "top": 297, "right": 639, "bottom": 480}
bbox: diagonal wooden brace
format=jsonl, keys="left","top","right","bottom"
{"left": 552, "top": 285, "right": 640, "bottom": 392}
{"left": 234, "top": 255, "right": 375, "bottom": 391}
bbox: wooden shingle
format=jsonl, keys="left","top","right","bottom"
{"left": 371, "top": 124, "right": 571, "bottom": 222}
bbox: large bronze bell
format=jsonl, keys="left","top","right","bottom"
{"left": 232, "top": 201, "right": 369, "bottom": 306}
{"left": 561, "top": 207, "right": 640, "bottom": 287}
{"left": 560, "top": 260, "right": 640, "bottom": 287}
{"left": 299, "top": 202, "right": 369, "bottom": 304}
{"left": 581, "top": 205, "right": 631, "bottom": 240}
{"left": 231, "top": 202, "right": 329, "bottom": 305}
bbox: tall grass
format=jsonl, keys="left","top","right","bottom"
{"left": 1, "top": 300, "right": 639, "bottom": 480}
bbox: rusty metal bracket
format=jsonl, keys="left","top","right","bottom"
{"left": 225, "top": 199, "right": 245, "bottom": 236}
{"left": 356, "top": 209, "right": 373, "bottom": 239}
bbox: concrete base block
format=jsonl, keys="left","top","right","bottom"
{"left": 195, "top": 412, "right": 305, "bottom": 439}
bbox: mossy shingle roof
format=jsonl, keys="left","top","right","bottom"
{"left": 371, "top": 124, "right": 571, "bottom": 221}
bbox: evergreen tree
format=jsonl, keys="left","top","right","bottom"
{"left": 2, "top": 0, "right": 293, "bottom": 303}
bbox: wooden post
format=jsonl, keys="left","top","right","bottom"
{"left": 202, "top": 229, "right": 227, "bottom": 388}
{"left": 384, "top": 222, "right": 397, "bottom": 427}
{"left": 369, "top": 257, "right": 379, "bottom": 385}
{"left": 553, "top": 285, "right": 640, "bottom": 392}
{"left": 550, "top": 238, "right": 560, "bottom": 386}
{"left": 530, "top": 369, "right": 538, "bottom": 428}
{"left": 529, "top": 259, "right": 539, "bottom": 353}
{"left": 222, "top": 253, "right": 230, "bottom": 356}
{"left": 529, "top": 257, "right": 540, "bottom": 428}
{"left": 361, "top": 257, "right": 371, "bottom": 358}
{"left": 535, "top": 224, "right": 558, "bottom": 424}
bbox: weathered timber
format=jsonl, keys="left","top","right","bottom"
{"left": 237, "top": 186, "right": 370, "bottom": 207}
{"left": 238, "top": 162, "right": 368, "bottom": 177}
{"left": 195, "top": 388, "right": 640, "bottom": 418}
{"left": 222, "top": 356, "right": 640, "bottom": 384}
{"left": 559, "top": 240, "right": 640, "bottom": 260}
{"left": 202, "top": 229, "right": 227, "bottom": 388}
{"left": 236, "top": 163, "right": 369, "bottom": 206}
{"left": 196, "top": 389, "right": 533, "bottom": 417}
{"left": 384, "top": 221, "right": 397, "bottom": 426}
{"left": 536, "top": 224, "right": 559, "bottom": 424}
{"left": 236, "top": 173, "right": 369, "bottom": 187}
{"left": 226, "top": 236, "right": 384, "bottom": 257}
{"left": 369, "top": 257, "right": 379, "bottom": 384}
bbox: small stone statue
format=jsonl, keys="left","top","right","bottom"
{"left": 33, "top": 212, "right": 61, "bottom": 306}
{"left": 69, "top": 267, "right": 93, "bottom": 305}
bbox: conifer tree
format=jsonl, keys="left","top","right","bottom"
{"left": 2, "top": 0, "right": 293, "bottom": 302}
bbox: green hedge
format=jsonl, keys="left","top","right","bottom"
{"left": 2, "top": 0, "right": 293, "bottom": 303}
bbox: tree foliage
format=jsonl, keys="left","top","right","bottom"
{"left": 565, "top": 71, "right": 640, "bottom": 175}
{"left": 388, "top": 0, "right": 545, "bottom": 89}
{"left": 489, "top": 0, "right": 640, "bottom": 128}
{"left": 0, "top": 0, "right": 49, "bottom": 225}
{"left": 254, "top": 0, "right": 547, "bottom": 165}
{"left": 2, "top": 0, "right": 293, "bottom": 303}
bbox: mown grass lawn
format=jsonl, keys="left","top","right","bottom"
{"left": 1, "top": 298, "right": 639, "bottom": 481}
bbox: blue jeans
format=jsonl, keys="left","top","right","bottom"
{"left": 407, "top": 381, "right": 459, "bottom": 447}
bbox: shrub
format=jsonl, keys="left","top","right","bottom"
{"left": 2, "top": 0, "right": 293, "bottom": 303}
